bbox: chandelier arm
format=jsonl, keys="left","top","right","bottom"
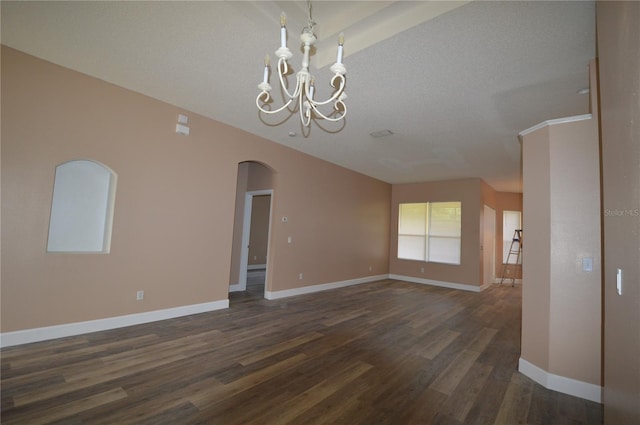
{"left": 305, "top": 74, "right": 346, "bottom": 107}
{"left": 256, "top": 91, "right": 295, "bottom": 115}
{"left": 292, "top": 72, "right": 305, "bottom": 99}
{"left": 331, "top": 73, "right": 346, "bottom": 89}
{"left": 257, "top": 90, "right": 271, "bottom": 104}
{"left": 300, "top": 95, "right": 312, "bottom": 127}
{"left": 276, "top": 58, "right": 302, "bottom": 100}
{"left": 308, "top": 101, "right": 347, "bottom": 122}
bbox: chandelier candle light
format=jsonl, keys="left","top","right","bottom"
{"left": 256, "top": 1, "right": 347, "bottom": 127}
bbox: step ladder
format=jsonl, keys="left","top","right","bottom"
{"left": 500, "top": 229, "right": 522, "bottom": 287}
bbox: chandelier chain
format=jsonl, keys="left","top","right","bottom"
{"left": 306, "top": 0, "right": 316, "bottom": 34}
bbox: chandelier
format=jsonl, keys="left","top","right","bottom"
{"left": 256, "top": 0, "right": 347, "bottom": 127}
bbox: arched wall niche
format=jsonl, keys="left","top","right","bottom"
{"left": 47, "top": 159, "right": 117, "bottom": 253}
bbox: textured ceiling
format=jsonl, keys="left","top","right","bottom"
{"left": 1, "top": 1, "right": 596, "bottom": 192}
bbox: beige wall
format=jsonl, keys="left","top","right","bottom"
{"left": 597, "top": 2, "right": 640, "bottom": 423}
{"left": 247, "top": 161, "right": 273, "bottom": 192}
{"left": 521, "top": 107, "right": 601, "bottom": 387}
{"left": 229, "top": 162, "right": 250, "bottom": 287}
{"left": 521, "top": 126, "right": 552, "bottom": 371}
{"left": 548, "top": 118, "right": 601, "bottom": 384}
{"left": 390, "top": 178, "right": 482, "bottom": 287}
{"left": 0, "top": 47, "right": 391, "bottom": 332}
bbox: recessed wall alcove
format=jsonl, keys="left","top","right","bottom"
{"left": 47, "top": 159, "right": 117, "bottom": 253}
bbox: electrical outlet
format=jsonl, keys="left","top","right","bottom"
{"left": 299, "top": 273, "right": 303, "bottom": 280}
{"left": 136, "top": 290, "right": 144, "bottom": 300}
{"left": 369, "top": 265, "right": 372, "bottom": 271}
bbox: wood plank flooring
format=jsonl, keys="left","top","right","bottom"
{"left": 1, "top": 279, "right": 603, "bottom": 424}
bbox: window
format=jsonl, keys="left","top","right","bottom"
{"left": 502, "top": 210, "right": 521, "bottom": 263}
{"left": 47, "top": 160, "right": 117, "bottom": 253}
{"left": 398, "top": 201, "right": 461, "bottom": 264}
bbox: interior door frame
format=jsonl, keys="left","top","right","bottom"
{"left": 238, "top": 189, "right": 273, "bottom": 293}
{"left": 483, "top": 204, "right": 496, "bottom": 287}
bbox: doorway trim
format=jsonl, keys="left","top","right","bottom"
{"left": 482, "top": 204, "right": 496, "bottom": 290}
{"left": 236, "top": 189, "right": 273, "bottom": 294}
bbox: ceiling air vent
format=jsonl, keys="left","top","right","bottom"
{"left": 370, "top": 130, "right": 394, "bottom": 138}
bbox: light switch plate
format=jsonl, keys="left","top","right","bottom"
{"left": 616, "top": 268, "right": 622, "bottom": 295}
{"left": 176, "top": 123, "right": 190, "bottom": 135}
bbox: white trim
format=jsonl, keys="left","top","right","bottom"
{"left": 483, "top": 204, "right": 496, "bottom": 289}
{"left": 389, "top": 274, "right": 483, "bottom": 292}
{"left": 518, "top": 357, "right": 602, "bottom": 403}
{"left": 519, "top": 114, "right": 592, "bottom": 137}
{"left": 479, "top": 281, "right": 493, "bottom": 291}
{"left": 265, "top": 273, "right": 492, "bottom": 299}
{"left": 229, "top": 283, "right": 243, "bottom": 292}
{"left": 0, "top": 300, "right": 229, "bottom": 348}
{"left": 248, "top": 264, "right": 267, "bottom": 270}
{"left": 265, "top": 275, "right": 388, "bottom": 300}
{"left": 230, "top": 269, "right": 266, "bottom": 292}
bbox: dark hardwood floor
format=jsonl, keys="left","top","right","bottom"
{"left": 1, "top": 279, "right": 602, "bottom": 424}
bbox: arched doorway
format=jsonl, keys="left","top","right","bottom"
{"left": 229, "top": 161, "right": 275, "bottom": 303}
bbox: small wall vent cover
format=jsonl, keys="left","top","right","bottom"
{"left": 370, "top": 130, "right": 394, "bottom": 138}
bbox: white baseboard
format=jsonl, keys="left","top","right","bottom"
{"left": 229, "top": 282, "right": 243, "bottom": 292}
{"left": 265, "top": 274, "right": 388, "bottom": 300}
{"left": 0, "top": 300, "right": 229, "bottom": 348}
{"left": 518, "top": 357, "right": 602, "bottom": 403}
{"left": 389, "top": 274, "right": 482, "bottom": 292}
{"left": 479, "top": 281, "right": 492, "bottom": 291}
